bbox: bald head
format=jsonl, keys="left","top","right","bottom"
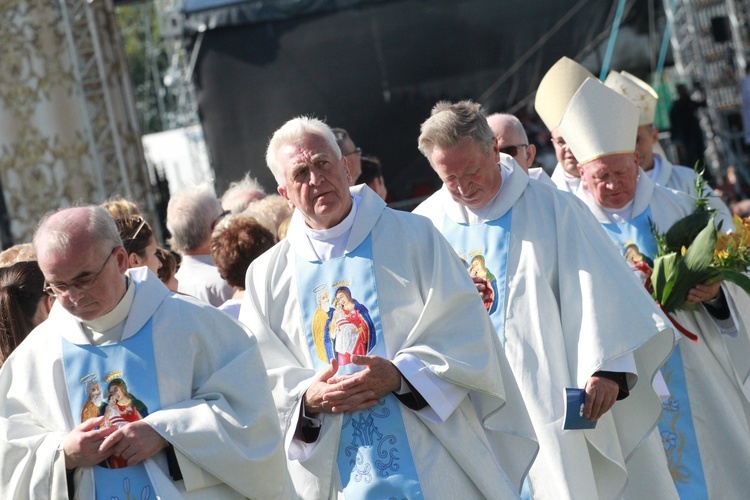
{"left": 34, "top": 206, "right": 128, "bottom": 321}
{"left": 34, "top": 206, "right": 122, "bottom": 258}
{"left": 486, "top": 113, "right": 536, "bottom": 171}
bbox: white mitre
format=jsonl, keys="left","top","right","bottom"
{"left": 534, "top": 56, "right": 596, "bottom": 131}
{"left": 604, "top": 70, "right": 658, "bottom": 127}
{"left": 558, "top": 77, "right": 639, "bottom": 164}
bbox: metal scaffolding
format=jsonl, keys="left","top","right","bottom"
{"left": 665, "top": 0, "right": 750, "bottom": 181}
{"left": 155, "top": 0, "right": 202, "bottom": 130}
{"left": 58, "top": 0, "right": 133, "bottom": 199}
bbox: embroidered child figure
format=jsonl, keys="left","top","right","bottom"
{"left": 323, "top": 286, "right": 377, "bottom": 365}
{"left": 100, "top": 378, "right": 149, "bottom": 469}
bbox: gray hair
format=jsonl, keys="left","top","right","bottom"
{"left": 221, "top": 174, "right": 267, "bottom": 214}
{"left": 418, "top": 100, "right": 495, "bottom": 160}
{"left": 242, "top": 194, "right": 293, "bottom": 236}
{"left": 33, "top": 205, "right": 122, "bottom": 258}
{"left": 85, "top": 379, "right": 101, "bottom": 396}
{"left": 266, "top": 117, "right": 341, "bottom": 187}
{"left": 166, "top": 183, "right": 222, "bottom": 253}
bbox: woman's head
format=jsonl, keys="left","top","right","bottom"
{"left": 0, "top": 261, "right": 53, "bottom": 366}
{"left": 211, "top": 215, "right": 275, "bottom": 289}
{"left": 101, "top": 197, "right": 140, "bottom": 220}
{"left": 155, "top": 247, "right": 179, "bottom": 292}
{"left": 115, "top": 216, "right": 161, "bottom": 276}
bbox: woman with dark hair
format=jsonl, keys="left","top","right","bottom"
{"left": 0, "top": 261, "right": 54, "bottom": 366}
{"left": 155, "top": 247, "right": 179, "bottom": 291}
{"left": 115, "top": 215, "right": 162, "bottom": 276}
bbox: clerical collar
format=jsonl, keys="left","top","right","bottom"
{"left": 600, "top": 199, "right": 635, "bottom": 223}
{"left": 646, "top": 154, "right": 662, "bottom": 182}
{"left": 304, "top": 195, "right": 360, "bottom": 261}
{"left": 81, "top": 276, "right": 135, "bottom": 344}
{"left": 461, "top": 163, "right": 510, "bottom": 224}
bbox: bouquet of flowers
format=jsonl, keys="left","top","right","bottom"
{"left": 649, "top": 175, "right": 750, "bottom": 323}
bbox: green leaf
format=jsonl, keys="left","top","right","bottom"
{"left": 702, "top": 268, "right": 723, "bottom": 285}
{"left": 662, "top": 263, "right": 689, "bottom": 311}
{"left": 660, "top": 257, "right": 681, "bottom": 309}
{"left": 660, "top": 221, "right": 717, "bottom": 312}
{"left": 722, "top": 270, "right": 750, "bottom": 296}
{"left": 693, "top": 167, "right": 711, "bottom": 211}
{"left": 652, "top": 252, "right": 676, "bottom": 303}
{"left": 682, "top": 221, "right": 717, "bottom": 273}
{"left": 662, "top": 266, "right": 718, "bottom": 312}
{"left": 664, "top": 211, "right": 713, "bottom": 251}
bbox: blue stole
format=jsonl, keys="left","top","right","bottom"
{"left": 600, "top": 206, "right": 658, "bottom": 272}
{"left": 601, "top": 207, "right": 708, "bottom": 496}
{"left": 62, "top": 319, "right": 160, "bottom": 500}
{"left": 440, "top": 210, "right": 512, "bottom": 346}
{"left": 295, "top": 234, "right": 423, "bottom": 499}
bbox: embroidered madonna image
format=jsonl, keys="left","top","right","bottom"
{"left": 312, "top": 285, "right": 377, "bottom": 365}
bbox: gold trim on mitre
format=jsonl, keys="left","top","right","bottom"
{"left": 534, "top": 57, "right": 596, "bottom": 130}
{"left": 559, "top": 78, "right": 640, "bottom": 165}
{"left": 603, "top": 70, "right": 658, "bottom": 126}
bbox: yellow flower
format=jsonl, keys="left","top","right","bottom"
{"left": 713, "top": 216, "right": 750, "bottom": 270}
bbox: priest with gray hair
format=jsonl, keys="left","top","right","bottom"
{"left": 240, "top": 115, "right": 537, "bottom": 499}
{"left": 414, "top": 99, "right": 677, "bottom": 499}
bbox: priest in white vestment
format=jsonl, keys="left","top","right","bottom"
{"left": 561, "top": 77, "right": 750, "bottom": 498}
{"left": 603, "top": 70, "right": 733, "bottom": 227}
{"left": 534, "top": 57, "right": 597, "bottom": 194}
{"left": 0, "top": 206, "right": 288, "bottom": 499}
{"left": 413, "top": 100, "right": 677, "bottom": 500}
{"left": 239, "top": 117, "right": 538, "bottom": 499}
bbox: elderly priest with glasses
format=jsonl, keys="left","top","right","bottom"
{"left": 0, "top": 206, "right": 289, "bottom": 499}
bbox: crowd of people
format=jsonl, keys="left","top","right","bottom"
{"left": 1, "top": 56, "right": 749, "bottom": 499}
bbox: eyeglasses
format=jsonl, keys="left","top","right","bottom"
{"left": 343, "top": 147, "right": 362, "bottom": 157}
{"left": 43, "top": 248, "right": 118, "bottom": 297}
{"left": 499, "top": 144, "right": 528, "bottom": 157}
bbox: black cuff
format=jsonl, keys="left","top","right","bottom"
{"left": 166, "top": 444, "right": 183, "bottom": 481}
{"left": 593, "top": 371, "right": 630, "bottom": 400}
{"left": 66, "top": 468, "right": 76, "bottom": 499}
{"left": 294, "top": 403, "right": 322, "bottom": 443}
{"left": 704, "top": 289, "right": 730, "bottom": 320}
{"left": 393, "top": 377, "right": 429, "bottom": 411}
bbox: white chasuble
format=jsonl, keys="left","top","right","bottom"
{"left": 578, "top": 171, "right": 750, "bottom": 498}
{"left": 241, "top": 185, "right": 538, "bottom": 500}
{"left": 599, "top": 206, "right": 708, "bottom": 497}
{"left": 0, "top": 268, "right": 289, "bottom": 500}
{"left": 415, "top": 161, "right": 677, "bottom": 500}
{"left": 651, "top": 154, "right": 733, "bottom": 229}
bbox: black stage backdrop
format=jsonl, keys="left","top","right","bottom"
{"left": 191, "top": 0, "right": 619, "bottom": 200}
